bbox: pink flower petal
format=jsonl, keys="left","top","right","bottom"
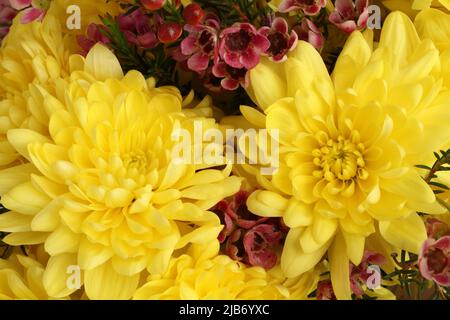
{"left": 221, "top": 78, "right": 239, "bottom": 90}
{"left": 278, "top": 0, "right": 300, "bottom": 13}
{"left": 335, "top": 0, "right": 355, "bottom": 19}
{"left": 9, "top": 0, "right": 31, "bottom": 10}
{"left": 252, "top": 33, "right": 270, "bottom": 53}
{"left": 20, "top": 7, "right": 44, "bottom": 23}
{"left": 137, "top": 32, "right": 158, "bottom": 49}
{"left": 223, "top": 51, "right": 243, "bottom": 69}
{"left": 434, "top": 236, "right": 450, "bottom": 251}
{"left": 272, "top": 17, "right": 288, "bottom": 34}
{"left": 180, "top": 35, "right": 197, "bottom": 55}
{"left": 240, "top": 49, "right": 260, "bottom": 69}
{"left": 433, "top": 273, "right": 450, "bottom": 286}
{"left": 187, "top": 52, "right": 210, "bottom": 72}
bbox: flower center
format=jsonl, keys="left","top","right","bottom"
{"left": 267, "top": 32, "right": 288, "bottom": 56}
{"left": 313, "top": 136, "right": 368, "bottom": 182}
{"left": 427, "top": 248, "right": 448, "bottom": 274}
{"left": 123, "top": 151, "right": 148, "bottom": 171}
{"left": 225, "top": 29, "right": 252, "bottom": 51}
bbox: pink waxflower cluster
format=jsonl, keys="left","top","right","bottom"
{"left": 419, "top": 218, "right": 450, "bottom": 287}
{"left": 317, "top": 251, "right": 387, "bottom": 300}
{"left": 0, "top": 0, "right": 17, "bottom": 39}
{"left": 176, "top": 13, "right": 298, "bottom": 90}
{"left": 9, "top": 0, "right": 48, "bottom": 24}
{"left": 213, "top": 191, "right": 288, "bottom": 270}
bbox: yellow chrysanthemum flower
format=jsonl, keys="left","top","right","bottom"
{"left": 0, "top": 0, "right": 123, "bottom": 171}
{"left": 0, "top": 246, "right": 73, "bottom": 300}
{"left": 240, "top": 12, "right": 450, "bottom": 299}
{"left": 0, "top": 14, "right": 75, "bottom": 170}
{"left": 133, "top": 243, "right": 319, "bottom": 300}
{"left": 0, "top": 44, "right": 242, "bottom": 300}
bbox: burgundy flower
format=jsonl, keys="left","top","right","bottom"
{"left": 177, "top": 16, "right": 220, "bottom": 72}
{"left": 118, "top": 9, "right": 158, "bottom": 49}
{"left": 349, "top": 251, "right": 387, "bottom": 297}
{"left": 77, "top": 23, "right": 110, "bottom": 56}
{"left": 212, "top": 60, "right": 249, "bottom": 91}
{"left": 213, "top": 190, "right": 287, "bottom": 269}
{"left": 259, "top": 17, "right": 298, "bottom": 62}
{"left": 0, "top": 0, "right": 16, "bottom": 40}
{"left": 243, "top": 224, "right": 283, "bottom": 269}
{"left": 279, "top": 0, "right": 326, "bottom": 15}
{"left": 294, "top": 18, "right": 325, "bottom": 51}
{"left": 419, "top": 236, "right": 450, "bottom": 287}
{"left": 329, "top": 0, "right": 369, "bottom": 34}
{"left": 10, "top": 0, "right": 48, "bottom": 24}
{"left": 317, "top": 280, "right": 336, "bottom": 300}
{"left": 425, "top": 218, "right": 450, "bottom": 240}
{"left": 218, "top": 23, "right": 270, "bottom": 70}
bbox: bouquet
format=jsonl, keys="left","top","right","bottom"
{"left": 0, "top": 0, "right": 449, "bottom": 300}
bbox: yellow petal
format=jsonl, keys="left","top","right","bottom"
{"left": 329, "top": 231, "right": 352, "bottom": 300}
{"left": 85, "top": 44, "right": 123, "bottom": 81}
{"left": 379, "top": 212, "right": 427, "bottom": 254}
{"left": 84, "top": 262, "right": 140, "bottom": 300}
{"left": 342, "top": 231, "right": 365, "bottom": 266}
{"left": 281, "top": 228, "right": 330, "bottom": 278}
{"left": 42, "top": 253, "right": 80, "bottom": 298}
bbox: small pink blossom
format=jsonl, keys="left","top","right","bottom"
{"left": 317, "top": 281, "right": 336, "bottom": 300}
{"left": 349, "top": 251, "right": 387, "bottom": 297}
{"left": 279, "top": 0, "right": 326, "bottom": 15}
{"left": 176, "top": 16, "right": 220, "bottom": 72}
{"left": 77, "top": 23, "right": 110, "bottom": 56}
{"left": 212, "top": 60, "right": 249, "bottom": 91}
{"left": 118, "top": 9, "right": 158, "bottom": 49}
{"left": 259, "top": 17, "right": 298, "bottom": 62}
{"left": 295, "top": 18, "right": 324, "bottom": 51}
{"left": 329, "top": 0, "right": 369, "bottom": 33}
{"left": 426, "top": 218, "right": 450, "bottom": 240}
{"left": 213, "top": 191, "right": 287, "bottom": 269}
{"left": 419, "top": 236, "right": 450, "bottom": 287}
{"left": 218, "top": 23, "right": 270, "bottom": 70}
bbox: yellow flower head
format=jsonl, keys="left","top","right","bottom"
{"left": 0, "top": 246, "right": 72, "bottom": 299}
{"left": 133, "top": 242, "right": 319, "bottom": 300}
{"left": 0, "top": 44, "right": 242, "bottom": 300}
{"left": 242, "top": 12, "right": 450, "bottom": 299}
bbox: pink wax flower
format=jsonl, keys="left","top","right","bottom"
{"left": 212, "top": 60, "right": 249, "bottom": 90}
{"left": 177, "top": 16, "right": 220, "bottom": 72}
{"left": 349, "top": 251, "right": 387, "bottom": 297}
{"left": 294, "top": 18, "right": 324, "bottom": 51}
{"left": 0, "top": 0, "right": 16, "bottom": 24}
{"left": 218, "top": 22, "right": 270, "bottom": 70}
{"left": 317, "top": 280, "right": 336, "bottom": 300}
{"left": 329, "top": 0, "right": 369, "bottom": 33}
{"left": 419, "top": 236, "right": 450, "bottom": 287}
{"left": 9, "top": 0, "right": 48, "bottom": 24}
{"left": 425, "top": 218, "right": 450, "bottom": 240}
{"left": 259, "top": 17, "right": 298, "bottom": 62}
{"left": 278, "top": 0, "right": 326, "bottom": 15}
{"left": 118, "top": 9, "right": 158, "bottom": 49}
{"left": 213, "top": 190, "right": 287, "bottom": 269}
{"left": 77, "top": 23, "right": 110, "bottom": 56}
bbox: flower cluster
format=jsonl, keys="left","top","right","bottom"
{"left": 0, "top": 0, "right": 449, "bottom": 301}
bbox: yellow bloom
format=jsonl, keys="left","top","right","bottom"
{"left": 242, "top": 12, "right": 449, "bottom": 299}
{"left": 0, "top": 246, "right": 71, "bottom": 299}
{"left": 0, "top": 44, "right": 241, "bottom": 300}
{"left": 0, "top": 14, "right": 76, "bottom": 170}
{"left": 133, "top": 243, "right": 319, "bottom": 300}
